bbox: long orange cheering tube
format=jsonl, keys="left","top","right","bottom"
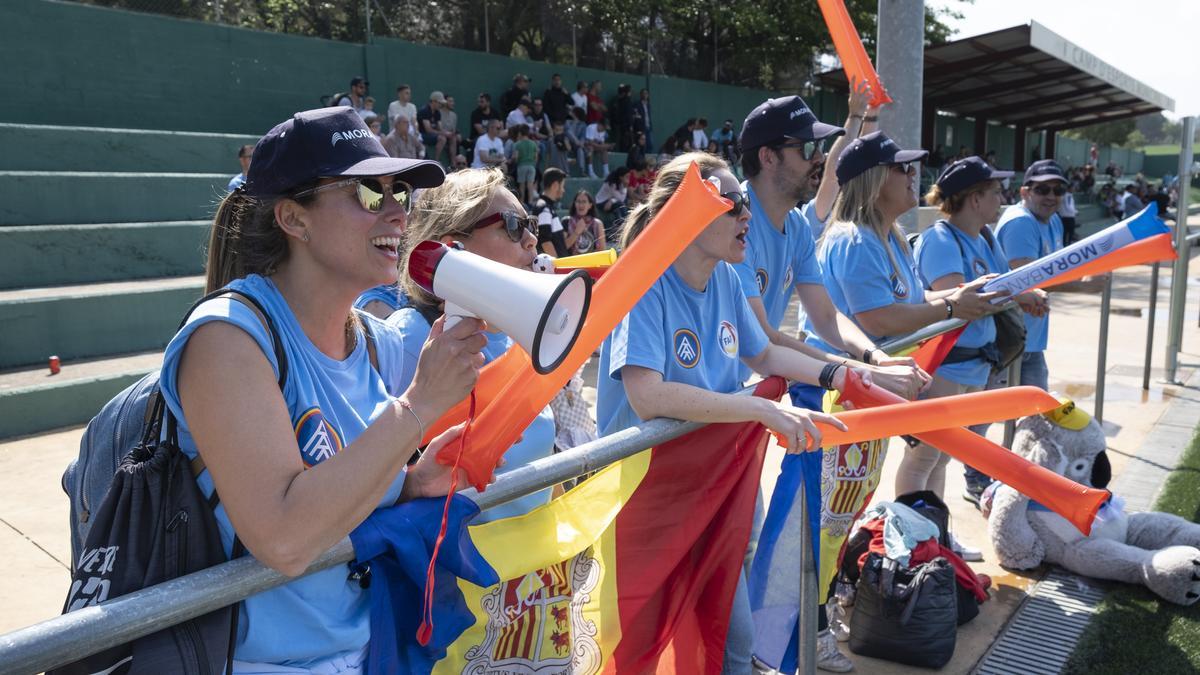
{"left": 437, "top": 163, "right": 734, "bottom": 490}
{"left": 816, "top": 0, "right": 892, "bottom": 107}
{"left": 1031, "top": 232, "right": 1177, "bottom": 290}
{"left": 771, "top": 385, "right": 1059, "bottom": 450}
{"left": 839, "top": 371, "right": 1108, "bottom": 535}
{"left": 420, "top": 347, "right": 527, "bottom": 445}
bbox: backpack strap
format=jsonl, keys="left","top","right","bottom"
{"left": 354, "top": 309, "right": 381, "bottom": 373}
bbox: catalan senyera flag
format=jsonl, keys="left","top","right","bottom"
{"left": 431, "top": 378, "right": 787, "bottom": 674}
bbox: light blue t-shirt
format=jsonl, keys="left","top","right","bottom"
{"left": 995, "top": 203, "right": 1063, "bottom": 353}
{"left": 385, "top": 307, "right": 555, "bottom": 523}
{"left": 227, "top": 173, "right": 246, "bottom": 192}
{"left": 805, "top": 223, "right": 926, "bottom": 352}
{"left": 159, "top": 274, "right": 409, "bottom": 668}
{"left": 353, "top": 284, "right": 407, "bottom": 313}
{"left": 914, "top": 221, "right": 1011, "bottom": 386}
{"left": 799, "top": 199, "right": 829, "bottom": 240}
{"left": 597, "top": 262, "right": 770, "bottom": 436}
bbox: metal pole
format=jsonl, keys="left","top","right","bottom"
{"left": 1165, "top": 116, "right": 1195, "bottom": 382}
{"left": 1095, "top": 274, "right": 1113, "bottom": 422}
{"left": 1002, "top": 357, "right": 1022, "bottom": 448}
{"left": 797, "top": 477, "right": 817, "bottom": 675}
{"left": 364, "top": 0, "right": 371, "bottom": 43}
{"left": 875, "top": 0, "right": 925, "bottom": 232}
{"left": 483, "top": 1, "right": 490, "bottom": 53}
{"left": 1143, "top": 261, "right": 1160, "bottom": 390}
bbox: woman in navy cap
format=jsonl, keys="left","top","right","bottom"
{"left": 814, "top": 132, "right": 1004, "bottom": 559}
{"left": 913, "top": 157, "right": 1049, "bottom": 511}
{"left": 157, "top": 107, "right": 487, "bottom": 670}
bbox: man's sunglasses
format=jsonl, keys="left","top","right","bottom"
{"left": 721, "top": 191, "right": 750, "bottom": 217}
{"left": 775, "top": 137, "right": 828, "bottom": 161}
{"left": 293, "top": 178, "right": 414, "bottom": 214}
{"left": 1031, "top": 184, "right": 1067, "bottom": 197}
{"left": 467, "top": 210, "right": 538, "bottom": 242}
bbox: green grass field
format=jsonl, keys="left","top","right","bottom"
{"left": 1142, "top": 144, "right": 1184, "bottom": 156}
{"left": 1064, "top": 424, "right": 1200, "bottom": 675}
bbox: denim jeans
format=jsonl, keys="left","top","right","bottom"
{"left": 723, "top": 570, "right": 753, "bottom": 675}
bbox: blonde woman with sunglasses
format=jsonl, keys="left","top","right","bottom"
{"left": 395, "top": 167, "right": 557, "bottom": 522}
{"left": 162, "top": 108, "right": 486, "bottom": 671}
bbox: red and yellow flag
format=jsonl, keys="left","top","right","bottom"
{"left": 433, "top": 378, "right": 786, "bottom": 674}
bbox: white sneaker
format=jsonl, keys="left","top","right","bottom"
{"left": 826, "top": 601, "right": 851, "bottom": 642}
{"left": 949, "top": 531, "right": 984, "bottom": 562}
{"left": 817, "top": 629, "right": 854, "bottom": 672}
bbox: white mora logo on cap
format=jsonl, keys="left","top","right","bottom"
{"left": 331, "top": 129, "right": 372, "bottom": 146}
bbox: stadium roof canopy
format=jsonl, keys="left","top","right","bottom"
{"left": 818, "top": 21, "right": 1175, "bottom": 132}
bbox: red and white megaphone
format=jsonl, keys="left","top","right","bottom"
{"left": 407, "top": 240, "right": 592, "bottom": 374}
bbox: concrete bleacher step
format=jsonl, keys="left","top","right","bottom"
{"left": 0, "top": 221, "right": 209, "bottom": 289}
{"left": 0, "top": 123, "right": 258, "bottom": 174}
{"left": 0, "top": 351, "right": 162, "bottom": 439}
{"left": 0, "top": 276, "right": 204, "bottom": 369}
{"left": 0, "top": 171, "right": 228, "bottom": 225}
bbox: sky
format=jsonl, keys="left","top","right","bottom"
{"left": 927, "top": 0, "right": 1200, "bottom": 117}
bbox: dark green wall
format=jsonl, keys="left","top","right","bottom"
{"left": 0, "top": 0, "right": 782, "bottom": 141}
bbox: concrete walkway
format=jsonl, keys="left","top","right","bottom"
{"left": 1, "top": 219, "right": 1197, "bottom": 675}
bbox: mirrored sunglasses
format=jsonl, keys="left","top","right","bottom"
{"left": 469, "top": 210, "right": 538, "bottom": 242}
{"left": 776, "top": 137, "right": 827, "bottom": 161}
{"left": 293, "top": 177, "right": 414, "bottom": 214}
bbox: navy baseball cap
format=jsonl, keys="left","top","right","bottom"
{"left": 936, "top": 156, "right": 1014, "bottom": 198}
{"left": 242, "top": 107, "right": 445, "bottom": 197}
{"left": 1023, "top": 159, "right": 1067, "bottom": 184}
{"left": 739, "top": 96, "right": 845, "bottom": 150}
{"left": 835, "top": 131, "right": 928, "bottom": 185}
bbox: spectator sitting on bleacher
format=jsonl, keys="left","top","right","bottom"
{"left": 572, "top": 80, "right": 589, "bottom": 114}
{"left": 387, "top": 84, "right": 417, "bottom": 131}
{"left": 626, "top": 131, "right": 648, "bottom": 169}
{"left": 711, "top": 119, "right": 736, "bottom": 163}
{"left": 512, "top": 125, "right": 540, "bottom": 207}
{"left": 506, "top": 98, "right": 534, "bottom": 130}
{"left": 530, "top": 99, "right": 552, "bottom": 139}
{"left": 568, "top": 189, "right": 606, "bottom": 253}
{"left": 595, "top": 167, "right": 630, "bottom": 244}
{"left": 366, "top": 116, "right": 383, "bottom": 138}
{"left": 673, "top": 119, "right": 696, "bottom": 153}
{"left": 439, "top": 95, "right": 463, "bottom": 153}
{"left": 360, "top": 96, "right": 378, "bottom": 122}
{"left": 502, "top": 73, "right": 532, "bottom": 114}
{"left": 585, "top": 119, "right": 613, "bottom": 179}
{"left": 227, "top": 144, "right": 254, "bottom": 192}
{"left": 335, "top": 76, "right": 368, "bottom": 110}
{"left": 627, "top": 155, "right": 656, "bottom": 206}
{"left": 382, "top": 116, "right": 424, "bottom": 159}
{"left": 586, "top": 81, "right": 606, "bottom": 124}
{"left": 657, "top": 133, "right": 680, "bottom": 158}
{"left": 534, "top": 167, "right": 569, "bottom": 257}
{"left": 470, "top": 93, "right": 502, "bottom": 144}
{"left": 473, "top": 119, "right": 506, "bottom": 169}
{"left": 418, "top": 91, "right": 457, "bottom": 163}
{"left": 549, "top": 121, "right": 580, "bottom": 174}
{"left": 543, "top": 73, "right": 572, "bottom": 124}
{"left": 566, "top": 106, "right": 588, "bottom": 158}
{"left": 692, "top": 117, "right": 710, "bottom": 155}
{"left": 451, "top": 154, "right": 469, "bottom": 172}
{"left": 1123, "top": 183, "right": 1145, "bottom": 217}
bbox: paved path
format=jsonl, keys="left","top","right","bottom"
{"left": 2, "top": 219, "right": 1197, "bottom": 675}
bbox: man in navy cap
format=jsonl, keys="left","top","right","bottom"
{"left": 995, "top": 159, "right": 1106, "bottom": 392}
{"left": 736, "top": 95, "right": 928, "bottom": 675}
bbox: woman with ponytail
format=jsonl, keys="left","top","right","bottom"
{"left": 597, "top": 152, "right": 874, "bottom": 674}
{"left": 161, "top": 107, "right": 487, "bottom": 671}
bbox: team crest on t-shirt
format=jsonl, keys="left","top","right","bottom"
{"left": 782, "top": 265, "right": 793, "bottom": 290}
{"left": 718, "top": 321, "right": 738, "bottom": 357}
{"left": 673, "top": 328, "right": 701, "bottom": 368}
{"left": 889, "top": 273, "right": 908, "bottom": 299}
{"left": 295, "top": 408, "right": 344, "bottom": 467}
{"left": 972, "top": 258, "right": 988, "bottom": 277}
{"left": 755, "top": 269, "right": 769, "bottom": 295}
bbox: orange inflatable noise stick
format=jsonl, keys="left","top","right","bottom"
{"left": 816, "top": 0, "right": 892, "bottom": 107}
{"left": 436, "top": 163, "right": 735, "bottom": 490}
{"left": 1032, "top": 232, "right": 1177, "bottom": 290}
{"left": 840, "top": 371, "right": 1108, "bottom": 535}
{"left": 771, "top": 385, "right": 1059, "bottom": 449}
{"left": 555, "top": 249, "right": 618, "bottom": 281}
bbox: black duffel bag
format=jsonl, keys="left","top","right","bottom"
{"left": 849, "top": 552, "right": 958, "bottom": 669}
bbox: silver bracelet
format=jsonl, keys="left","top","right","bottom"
{"left": 397, "top": 399, "right": 425, "bottom": 444}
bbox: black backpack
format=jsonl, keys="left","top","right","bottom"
{"left": 55, "top": 288, "right": 380, "bottom": 674}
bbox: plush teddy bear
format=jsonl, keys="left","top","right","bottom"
{"left": 988, "top": 398, "right": 1200, "bottom": 605}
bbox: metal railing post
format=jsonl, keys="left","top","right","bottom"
{"left": 1143, "top": 261, "right": 1161, "bottom": 390}
{"left": 797, "top": 478, "right": 817, "bottom": 675}
{"left": 1002, "top": 357, "right": 1022, "bottom": 448}
{"left": 1095, "top": 274, "right": 1113, "bottom": 422}
{"left": 1164, "top": 116, "right": 1195, "bottom": 382}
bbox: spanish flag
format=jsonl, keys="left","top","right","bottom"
{"left": 432, "top": 378, "right": 786, "bottom": 674}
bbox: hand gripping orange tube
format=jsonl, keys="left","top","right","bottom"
{"left": 840, "top": 371, "right": 1108, "bottom": 535}
{"left": 772, "top": 385, "right": 1059, "bottom": 449}
{"left": 437, "top": 163, "right": 735, "bottom": 490}
{"left": 816, "top": 0, "right": 893, "bottom": 107}
{"left": 1031, "top": 232, "right": 1177, "bottom": 290}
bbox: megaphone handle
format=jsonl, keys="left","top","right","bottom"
{"left": 441, "top": 301, "right": 478, "bottom": 331}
